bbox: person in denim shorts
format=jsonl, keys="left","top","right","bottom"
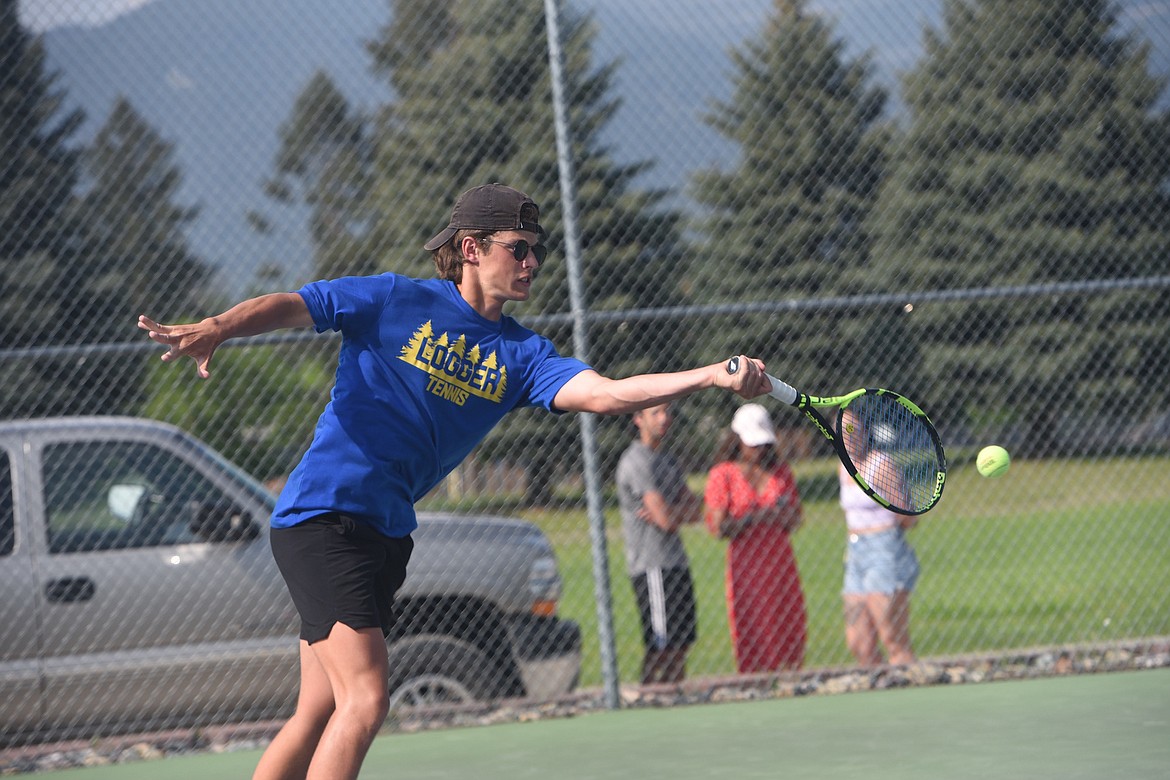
{"left": 838, "top": 459, "right": 920, "bottom": 667}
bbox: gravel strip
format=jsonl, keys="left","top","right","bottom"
{"left": 4, "top": 638, "right": 1167, "bottom": 775}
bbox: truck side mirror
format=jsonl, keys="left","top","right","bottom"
{"left": 187, "top": 499, "right": 258, "bottom": 542}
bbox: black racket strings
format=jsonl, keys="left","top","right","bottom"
{"left": 839, "top": 394, "right": 941, "bottom": 513}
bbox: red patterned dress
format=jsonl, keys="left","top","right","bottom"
{"left": 704, "top": 461, "right": 807, "bottom": 672}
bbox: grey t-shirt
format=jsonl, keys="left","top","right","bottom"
{"left": 615, "top": 440, "right": 691, "bottom": 576}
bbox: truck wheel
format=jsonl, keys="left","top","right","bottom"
{"left": 385, "top": 634, "right": 501, "bottom": 709}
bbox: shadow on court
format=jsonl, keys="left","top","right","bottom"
{"left": 38, "top": 668, "right": 1170, "bottom": 779}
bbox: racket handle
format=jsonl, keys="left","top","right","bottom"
{"left": 725, "top": 357, "right": 799, "bottom": 406}
{"left": 766, "top": 374, "right": 799, "bottom": 406}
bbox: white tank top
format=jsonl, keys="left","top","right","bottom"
{"left": 839, "top": 462, "right": 898, "bottom": 532}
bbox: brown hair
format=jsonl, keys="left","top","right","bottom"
{"left": 431, "top": 228, "right": 492, "bottom": 283}
{"left": 711, "top": 429, "right": 781, "bottom": 468}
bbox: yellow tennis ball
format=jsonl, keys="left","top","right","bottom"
{"left": 976, "top": 445, "right": 1011, "bottom": 478}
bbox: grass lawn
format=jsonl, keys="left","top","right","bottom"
{"left": 513, "top": 455, "right": 1170, "bottom": 686}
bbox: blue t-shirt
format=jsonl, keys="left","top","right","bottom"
{"left": 271, "top": 274, "right": 591, "bottom": 537}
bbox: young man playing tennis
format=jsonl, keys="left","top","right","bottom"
{"left": 139, "top": 182, "right": 772, "bottom": 780}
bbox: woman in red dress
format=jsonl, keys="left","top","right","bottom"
{"left": 704, "top": 403, "right": 807, "bottom": 673}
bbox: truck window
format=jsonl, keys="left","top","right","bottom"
{"left": 43, "top": 440, "right": 239, "bottom": 554}
{"left": 0, "top": 453, "right": 12, "bottom": 556}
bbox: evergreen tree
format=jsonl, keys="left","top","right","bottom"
{"left": 870, "top": 0, "right": 1170, "bottom": 453}
{"left": 260, "top": 70, "right": 373, "bottom": 283}
{"left": 360, "top": 0, "right": 681, "bottom": 339}
{"left": 0, "top": 4, "right": 210, "bottom": 418}
{"left": 0, "top": 0, "right": 83, "bottom": 416}
{"left": 64, "top": 97, "right": 208, "bottom": 413}
{"left": 689, "top": 0, "right": 893, "bottom": 433}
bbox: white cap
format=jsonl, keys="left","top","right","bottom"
{"left": 731, "top": 403, "right": 776, "bottom": 447}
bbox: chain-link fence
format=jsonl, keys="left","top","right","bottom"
{"left": 3, "top": 0, "right": 1169, "bottom": 747}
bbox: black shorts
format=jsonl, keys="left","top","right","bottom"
{"left": 270, "top": 513, "right": 414, "bottom": 644}
{"left": 632, "top": 567, "right": 697, "bottom": 651}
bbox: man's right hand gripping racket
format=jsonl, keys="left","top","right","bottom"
{"left": 727, "top": 357, "right": 946, "bottom": 515}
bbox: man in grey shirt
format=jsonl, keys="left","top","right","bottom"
{"left": 616, "top": 403, "right": 702, "bottom": 683}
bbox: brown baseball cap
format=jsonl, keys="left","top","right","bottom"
{"left": 423, "top": 183, "right": 546, "bottom": 251}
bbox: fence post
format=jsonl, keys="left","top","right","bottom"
{"left": 543, "top": 0, "right": 621, "bottom": 710}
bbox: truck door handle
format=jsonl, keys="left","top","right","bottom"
{"left": 45, "top": 577, "right": 96, "bottom": 603}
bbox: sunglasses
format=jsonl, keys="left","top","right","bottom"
{"left": 482, "top": 238, "right": 548, "bottom": 264}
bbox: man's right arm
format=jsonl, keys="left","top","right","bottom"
{"left": 138, "top": 292, "right": 313, "bottom": 379}
{"left": 552, "top": 356, "right": 772, "bottom": 415}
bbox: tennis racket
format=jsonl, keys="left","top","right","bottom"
{"left": 726, "top": 357, "right": 946, "bottom": 515}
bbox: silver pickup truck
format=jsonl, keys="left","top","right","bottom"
{"left": 0, "top": 417, "right": 580, "bottom": 744}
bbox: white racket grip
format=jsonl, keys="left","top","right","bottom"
{"left": 725, "top": 357, "right": 799, "bottom": 406}
{"left": 765, "top": 374, "right": 799, "bottom": 406}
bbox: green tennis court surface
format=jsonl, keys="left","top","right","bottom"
{"left": 44, "top": 668, "right": 1169, "bottom": 779}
